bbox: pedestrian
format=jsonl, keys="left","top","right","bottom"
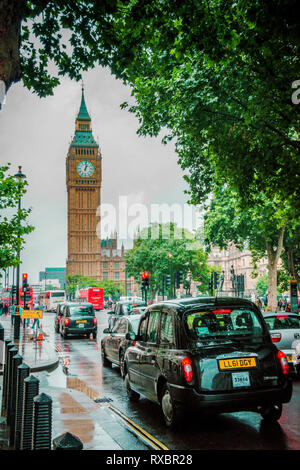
{"left": 283, "top": 298, "right": 287, "bottom": 311}
{"left": 10, "top": 304, "right": 16, "bottom": 325}
{"left": 3, "top": 304, "right": 8, "bottom": 316}
{"left": 32, "top": 316, "right": 40, "bottom": 329}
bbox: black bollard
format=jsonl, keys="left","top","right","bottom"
{"left": 20, "top": 375, "right": 39, "bottom": 450}
{"left": 12, "top": 362, "right": 30, "bottom": 449}
{"left": 32, "top": 393, "right": 52, "bottom": 450}
{"left": 13, "top": 312, "right": 21, "bottom": 340}
{"left": 5, "top": 346, "right": 18, "bottom": 423}
{"left": 53, "top": 432, "right": 83, "bottom": 450}
{"left": 9, "top": 353, "right": 23, "bottom": 446}
{"left": 0, "top": 323, "right": 4, "bottom": 367}
{"left": 1, "top": 340, "right": 14, "bottom": 416}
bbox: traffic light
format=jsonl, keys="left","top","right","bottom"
{"left": 208, "top": 279, "right": 213, "bottom": 290}
{"left": 175, "top": 271, "right": 184, "bottom": 288}
{"left": 213, "top": 272, "right": 220, "bottom": 289}
{"left": 165, "top": 274, "right": 171, "bottom": 288}
{"left": 141, "top": 271, "right": 150, "bottom": 289}
{"left": 22, "top": 273, "right": 28, "bottom": 289}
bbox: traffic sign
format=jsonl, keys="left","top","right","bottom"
{"left": 21, "top": 310, "right": 43, "bottom": 319}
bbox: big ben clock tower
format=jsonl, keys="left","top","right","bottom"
{"left": 66, "top": 86, "right": 102, "bottom": 279}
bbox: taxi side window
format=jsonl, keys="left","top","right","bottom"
{"left": 146, "top": 311, "right": 160, "bottom": 344}
{"left": 138, "top": 316, "right": 148, "bottom": 341}
{"left": 115, "top": 319, "right": 127, "bottom": 334}
{"left": 160, "top": 312, "right": 175, "bottom": 348}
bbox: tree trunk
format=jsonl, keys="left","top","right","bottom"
{"left": 0, "top": 0, "right": 24, "bottom": 95}
{"left": 267, "top": 261, "right": 278, "bottom": 312}
{"left": 266, "top": 225, "right": 285, "bottom": 312}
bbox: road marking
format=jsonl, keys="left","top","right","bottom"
{"left": 107, "top": 403, "right": 169, "bottom": 450}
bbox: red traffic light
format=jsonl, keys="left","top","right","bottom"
{"left": 22, "top": 273, "right": 28, "bottom": 280}
{"left": 141, "top": 271, "right": 150, "bottom": 279}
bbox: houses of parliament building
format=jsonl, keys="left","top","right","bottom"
{"left": 65, "top": 86, "right": 137, "bottom": 294}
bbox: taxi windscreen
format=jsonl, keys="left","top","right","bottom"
{"left": 184, "top": 308, "right": 264, "bottom": 341}
{"left": 70, "top": 306, "right": 94, "bottom": 316}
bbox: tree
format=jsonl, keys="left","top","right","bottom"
{"left": 125, "top": 223, "right": 210, "bottom": 303}
{"left": 65, "top": 274, "right": 124, "bottom": 300}
{"left": 0, "top": 164, "right": 34, "bottom": 273}
{"left": 0, "top": 0, "right": 120, "bottom": 96}
{"left": 1, "top": 1, "right": 299, "bottom": 210}
{"left": 256, "top": 274, "right": 268, "bottom": 297}
{"left": 106, "top": 0, "right": 299, "bottom": 209}
{"left": 97, "top": 280, "right": 125, "bottom": 300}
{"left": 204, "top": 186, "right": 292, "bottom": 311}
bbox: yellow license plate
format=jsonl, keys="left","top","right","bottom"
{"left": 76, "top": 320, "right": 87, "bottom": 323}
{"left": 287, "top": 355, "right": 295, "bottom": 362}
{"left": 218, "top": 357, "right": 257, "bottom": 370}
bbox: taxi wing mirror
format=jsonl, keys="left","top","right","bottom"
{"left": 125, "top": 332, "right": 136, "bottom": 341}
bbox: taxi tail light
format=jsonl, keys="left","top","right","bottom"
{"left": 93, "top": 317, "right": 97, "bottom": 325}
{"left": 132, "top": 340, "right": 136, "bottom": 346}
{"left": 212, "top": 309, "right": 231, "bottom": 314}
{"left": 58, "top": 316, "right": 61, "bottom": 322}
{"left": 277, "top": 350, "right": 289, "bottom": 375}
{"left": 181, "top": 357, "right": 193, "bottom": 383}
{"left": 65, "top": 318, "right": 70, "bottom": 326}
{"left": 271, "top": 332, "right": 282, "bottom": 343}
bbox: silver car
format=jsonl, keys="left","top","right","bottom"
{"left": 263, "top": 312, "right": 300, "bottom": 376}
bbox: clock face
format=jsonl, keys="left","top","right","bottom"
{"left": 77, "top": 160, "right": 94, "bottom": 177}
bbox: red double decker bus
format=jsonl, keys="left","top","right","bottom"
{"left": 1, "top": 287, "right": 12, "bottom": 306}
{"left": 1, "top": 286, "right": 33, "bottom": 309}
{"left": 77, "top": 288, "right": 104, "bottom": 310}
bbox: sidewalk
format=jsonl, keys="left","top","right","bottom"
{"left": 0, "top": 315, "right": 148, "bottom": 450}
{"left": 0, "top": 315, "right": 59, "bottom": 374}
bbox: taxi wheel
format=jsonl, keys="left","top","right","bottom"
{"left": 125, "top": 373, "right": 140, "bottom": 402}
{"left": 161, "top": 384, "right": 182, "bottom": 428}
{"left": 259, "top": 403, "right": 282, "bottom": 422}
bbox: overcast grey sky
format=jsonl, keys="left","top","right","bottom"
{"left": 0, "top": 65, "right": 198, "bottom": 284}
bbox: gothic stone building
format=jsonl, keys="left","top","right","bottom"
{"left": 66, "top": 87, "right": 137, "bottom": 293}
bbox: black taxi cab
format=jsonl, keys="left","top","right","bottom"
{"left": 59, "top": 302, "right": 97, "bottom": 339}
{"left": 123, "top": 297, "right": 293, "bottom": 428}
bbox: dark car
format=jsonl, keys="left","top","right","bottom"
{"left": 55, "top": 302, "right": 67, "bottom": 333}
{"left": 101, "top": 314, "right": 142, "bottom": 377}
{"left": 59, "top": 302, "right": 97, "bottom": 339}
{"left": 108, "top": 300, "right": 146, "bottom": 329}
{"left": 123, "top": 297, "right": 293, "bottom": 428}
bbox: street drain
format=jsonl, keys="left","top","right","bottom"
{"left": 94, "top": 397, "right": 113, "bottom": 404}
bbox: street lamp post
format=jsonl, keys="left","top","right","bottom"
{"left": 168, "top": 253, "right": 173, "bottom": 300}
{"left": 13, "top": 166, "right": 26, "bottom": 340}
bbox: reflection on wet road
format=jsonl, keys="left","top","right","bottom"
{"left": 40, "top": 310, "right": 300, "bottom": 450}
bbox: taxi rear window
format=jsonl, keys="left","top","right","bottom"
{"left": 70, "top": 306, "right": 94, "bottom": 316}
{"left": 184, "top": 308, "right": 264, "bottom": 340}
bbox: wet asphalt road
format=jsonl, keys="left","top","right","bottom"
{"left": 39, "top": 309, "right": 300, "bottom": 450}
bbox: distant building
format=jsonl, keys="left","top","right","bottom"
{"left": 100, "top": 236, "right": 139, "bottom": 295}
{"left": 39, "top": 268, "right": 66, "bottom": 289}
{"left": 207, "top": 244, "right": 268, "bottom": 296}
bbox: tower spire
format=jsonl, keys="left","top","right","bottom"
{"left": 77, "top": 84, "right": 90, "bottom": 121}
